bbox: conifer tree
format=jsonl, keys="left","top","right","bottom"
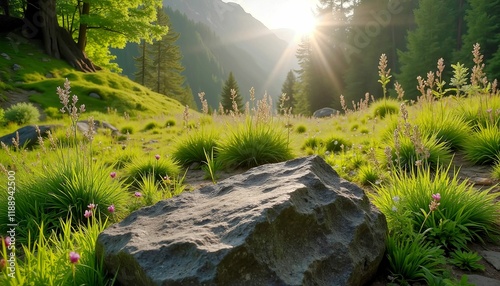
{"left": 458, "top": 0, "right": 500, "bottom": 81}
{"left": 134, "top": 7, "right": 195, "bottom": 108}
{"left": 280, "top": 70, "right": 297, "bottom": 113}
{"left": 134, "top": 40, "right": 154, "bottom": 87}
{"left": 220, "top": 72, "right": 243, "bottom": 113}
{"left": 151, "top": 8, "right": 195, "bottom": 107}
{"left": 294, "top": 36, "right": 313, "bottom": 115}
{"left": 397, "top": 0, "right": 458, "bottom": 99}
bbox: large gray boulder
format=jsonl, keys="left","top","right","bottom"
{"left": 0, "top": 125, "right": 58, "bottom": 148}
{"left": 97, "top": 156, "right": 387, "bottom": 286}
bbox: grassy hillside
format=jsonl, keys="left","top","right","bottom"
{"left": 0, "top": 35, "right": 185, "bottom": 117}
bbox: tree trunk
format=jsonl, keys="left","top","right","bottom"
{"left": 24, "top": 0, "right": 97, "bottom": 72}
{"left": 77, "top": 1, "right": 90, "bottom": 52}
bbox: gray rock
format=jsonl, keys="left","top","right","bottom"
{"left": 467, "top": 275, "right": 500, "bottom": 286}
{"left": 97, "top": 156, "right": 387, "bottom": 286}
{"left": 0, "top": 125, "right": 58, "bottom": 148}
{"left": 1, "top": 53, "right": 10, "bottom": 60}
{"left": 480, "top": 250, "right": 500, "bottom": 270}
{"left": 12, "top": 64, "right": 21, "bottom": 71}
{"left": 89, "top": 92, "right": 101, "bottom": 99}
{"left": 313, "top": 107, "right": 339, "bottom": 118}
{"left": 76, "top": 120, "right": 119, "bottom": 136}
{"left": 45, "top": 73, "right": 54, "bottom": 78}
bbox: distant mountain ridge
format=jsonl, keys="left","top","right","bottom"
{"left": 164, "top": 0, "right": 296, "bottom": 96}
{"left": 112, "top": 0, "right": 296, "bottom": 109}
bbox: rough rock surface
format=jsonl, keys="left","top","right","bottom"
{"left": 313, "top": 107, "right": 339, "bottom": 118}
{"left": 76, "top": 120, "right": 118, "bottom": 136}
{"left": 0, "top": 125, "right": 58, "bottom": 148}
{"left": 97, "top": 156, "right": 387, "bottom": 286}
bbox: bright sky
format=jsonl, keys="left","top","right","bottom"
{"left": 223, "top": 0, "right": 319, "bottom": 34}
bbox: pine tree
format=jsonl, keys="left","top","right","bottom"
{"left": 294, "top": 36, "right": 313, "bottom": 115}
{"left": 458, "top": 0, "right": 500, "bottom": 81}
{"left": 397, "top": 0, "right": 458, "bottom": 99}
{"left": 134, "top": 7, "right": 195, "bottom": 107}
{"left": 149, "top": 8, "right": 195, "bottom": 107}
{"left": 280, "top": 70, "right": 297, "bottom": 113}
{"left": 220, "top": 72, "right": 243, "bottom": 113}
{"left": 134, "top": 40, "right": 154, "bottom": 87}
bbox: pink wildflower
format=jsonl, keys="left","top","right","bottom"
{"left": 69, "top": 252, "right": 80, "bottom": 264}
{"left": 110, "top": 172, "right": 117, "bottom": 179}
{"left": 155, "top": 154, "right": 160, "bottom": 160}
{"left": 84, "top": 210, "right": 92, "bottom": 218}
{"left": 134, "top": 192, "right": 142, "bottom": 198}
{"left": 108, "top": 204, "right": 115, "bottom": 213}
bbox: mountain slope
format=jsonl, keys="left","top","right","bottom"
{"left": 113, "top": 0, "right": 297, "bottom": 109}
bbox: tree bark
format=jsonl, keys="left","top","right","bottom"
{"left": 77, "top": 1, "right": 90, "bottom": 52}
{"left": 24, "top": 0, "right": 97, "bottom": 72}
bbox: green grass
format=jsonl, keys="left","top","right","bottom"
{"left": 3, "top": 36, "right": 500, "bottom": 286}
{"left": 0, "top": 39, "right": 185, "bottom": 118}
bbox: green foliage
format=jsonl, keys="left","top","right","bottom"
{"left": 416, "top": 111, "right": 471, "bottom": 150}
{"left": 1, "top": 156, "right": 127, "bottom": 245}
{"left": 449, "top": 250, "right": 485, "bottom": 272}
{"left": 172, "top": 130, "right": 219, "bottom": 166}
{"left": 129, "top": 170, "right": 186, "bottom": 212}
{"left": 280, "top": 70, "right": 297, "bottom": 112}
{"left": 492, "top": 160, "right": 500, "bottom": 180}
{"left": 324, "top": 136, "right": 351, "bottom": 152}
{"left": 454, "top": 96, "right": 500, "bottom": 130}
{"left": 357, "top": 164, "right": 380, "bottom": 186}
{"left": 388, "top": 135, "right": 452, "bottom": 170}
{"left": 0, "top": 217, "right": 112, "bottom": 285}
{"left": 143, "top": 121, "right": 159, "bottom": 131}
{"left": 134, "top": 8, "right": 195, "bottom": 108}
{"left": 125, "top": 155, "right": 181, "bottom": 187}
{"left": 371, "top": 167, "right": 500, "bottom": 248}
{"left": 220, "top": 71, "right": 243, "bottom": 113}
{"left": 120, "top": 126, "right": 134, "bottom": 134}
{"left": 386, "top": 233, "right": 446, "bottom": 283}
{"left": 58, "top": 0, "right": 167, "bottom": 70}
{"left": 0, "top": 108, "right": 4, "bottom": 123}
{"left": 202, "top": 148, "right": 222, "bottom": 184}
{"left": 44, "top": 106, "right": 63, "bottom": 119}
{"left": 302, "top": 137, "right": 322, "bottom": 150}
{"left": 217, "top": 121, "right": 293, "bottom": 168}
{"left": 371, "top": 99, "right": 399, "bottom": 119}
{"left": 3, "top": 102, "right": 40, "bottom": 125}
{"left": 458, "top": 0, "right": 500, "bottom": 81}
{"left": 295, "top": 124, "right": 307, "bottom": 134}
{"left": 165, "top": 118, "right": 176, "bottom": 127}
{"left": 397, "top": 0, "right": 457, "bottom": 99}
{"left": 463, "top": 124, "right": 500, "bottom": 165}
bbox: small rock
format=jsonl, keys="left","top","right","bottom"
{"left": 41, "top": 57, "right": 51, "bottom": 62}
{"left": 1, "top": 53, "right": 10, "bottom": 60}
{"left": 480, "top": 250, "right": 500, "bottom": 270}
{"left": 471, "top": 177, "right": 494, "bottom": 186}
{"left": 313, "top": 107, "right": 339, "bottom": 118}
{"left": 12, "top": 64, "right": 22, "bottom": 71}
{"left": 88, "top": 92, "right": 101, "bottom": 99}
{"left": 467, "top": 274, "right": 500, "bottom": 286}
{"left": 45, "top": 73, "right": 54, "bottom": 78}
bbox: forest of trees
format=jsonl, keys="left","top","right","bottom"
{"left": 291, "top": 0, "right": 500, "bottom": 115}
{"left": 2, "top": 1, "right": 499, "bottom": 115}
{"left": 134, "top": 8, "right": 196, "bottom": 108}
